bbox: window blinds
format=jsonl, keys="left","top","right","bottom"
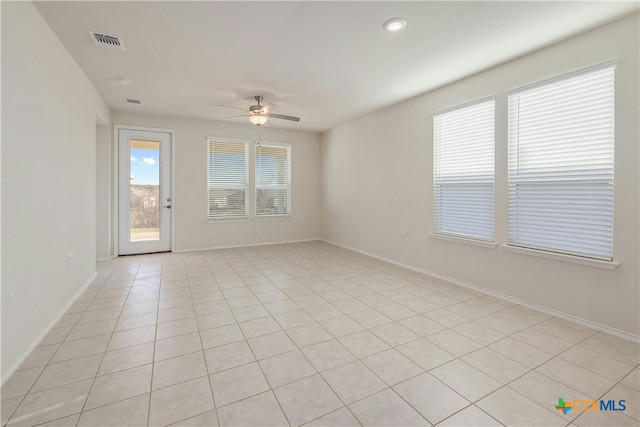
{"left": 207, "top": 139, "right": 248, "bottom": 219}
{"left": 433, "top": 99, "right": 495, "bottom": 241}
{"left": 507, "top": 65, "right": 615, "bottom": 260}
{"left": 256, "top": 143, "right": 291, "bottom": 216}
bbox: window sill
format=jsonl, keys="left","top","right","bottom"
{"left": 206, "top": 215, "right": 292, "bottom": 223}
{"left": 255, "top": 215, "right": 292, "bottom": 221}
{"left": 502, "top": 245, "right": 619, "bottom": 270}
{"left": 431, "top": 233, "right": 497, "bottom": 248}
{"left": 206, "top": 217, "right": 249, "bottom": 224}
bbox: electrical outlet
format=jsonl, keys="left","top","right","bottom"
{"left": 67, "top": 252, "right": 74, "bottom": 266}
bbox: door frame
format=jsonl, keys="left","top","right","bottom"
{"left": 113, "top": 124, "right": 176, "bottom": 256}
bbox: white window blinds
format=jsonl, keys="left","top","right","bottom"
{"left": 507, "top": 65, "right": 615, "bottom": 260}
{"left": 207, "top": 139, "right": 248, "bottom": 219}
{"left": 433, "top": 99, "right": 495, "bottom": 241}
{"left": 256, "top": 143, "right": 291, "bottom": 216}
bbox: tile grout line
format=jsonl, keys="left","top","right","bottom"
{"left": 144, "top": 261, "right": 163, "bottom": 427}
{"left": 196, "top": 260, "right": 223, "bottom": 427}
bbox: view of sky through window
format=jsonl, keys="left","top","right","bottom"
{"left": 130, "top": 148, "right": 159, "bottom": 185}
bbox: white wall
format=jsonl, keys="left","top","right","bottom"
{"left": 321, "top": 15, "right": 639, "bottom": 337}
{"left": 96, "top": 124, "right": 112, "bottom": 260}
{"left": 111, "top": 111, "right": 321, "bottom": 252}
{"left": 1, "top": 2, "right": 111, "bottom": 380}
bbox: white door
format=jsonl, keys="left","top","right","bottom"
{"left": 118, "top": 128, "right": 172, "bottom": 255}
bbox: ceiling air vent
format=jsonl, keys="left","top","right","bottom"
{"left": 125, "top": 98, "right": 142, "bottom": 105}
{"left": 89, "top": 31, "right": 125, "bottom": 50}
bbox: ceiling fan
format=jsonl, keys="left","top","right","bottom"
{"left": 220, "top": 96, "right": 301, "bottom": 126}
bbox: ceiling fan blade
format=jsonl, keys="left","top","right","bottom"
{"left": 219, "top": 104, "right": 247, "bottom": 112}
{"left": 223, "top": 115, "right": 248, "bottom": 120}
{"left": 267, "top": 113, "right": 300, "bottom": 122}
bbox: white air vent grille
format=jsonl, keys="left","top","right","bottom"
{"left": 125, "top": 98, "right": 142, "bottom": 105}
{"left": 89, "top": 31, "right": 125, "bottom": 50}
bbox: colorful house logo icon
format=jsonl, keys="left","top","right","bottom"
{"left": 555, "top": 397, "right": 572, "bottom": 415}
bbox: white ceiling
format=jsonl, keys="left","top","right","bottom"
{"left": 34, "top": 1, "right": 638, "bottom": 133}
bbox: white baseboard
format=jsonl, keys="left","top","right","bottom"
{"left": 321, "top": 239, "right": 640, "bottom": 344}
{"left": 172, "top": 238, "right": 321, "bottom": 253}
{"left": 1, "top": 271, "right": 98, "bottom": 386}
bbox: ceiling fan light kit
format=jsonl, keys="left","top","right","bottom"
{"left": 249, "top": 114, "right": 269, "bottom": 126}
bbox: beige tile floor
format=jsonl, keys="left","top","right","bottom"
{"left": 2, "top": 241, "right": 639, "bottom": 426}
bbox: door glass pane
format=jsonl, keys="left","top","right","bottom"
{"left": 129, "top": 139, "right": 160, "bottom": 241}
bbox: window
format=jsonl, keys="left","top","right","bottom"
{"left": 507, "top": 64, "right": 615, "bottom": 260}
{"left": 207, "top": 138, "right": 248, "bottom": 219}
{"left": 256, "top": 143, "right": 291, "bottom": 216}
{"left": 433, "top": 98, "right": 495, "bottom": 241}
{"left": 206, "top": 139, "right": 292, "bottom": 220}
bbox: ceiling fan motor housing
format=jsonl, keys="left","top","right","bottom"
{"left": 250, "top": 96, "right": 265, "bottom": 113}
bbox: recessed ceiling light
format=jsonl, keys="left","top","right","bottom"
{"left": 384, "top": 18, "right": 406, "bottom": 32}
{"left": 118, "top": 77, "right": 130, "bottom": 85}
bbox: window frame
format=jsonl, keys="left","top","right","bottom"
{"left": 506, "top": 62, "right": 616, "bottom": 262}
{"left": 255, "top": 141, "right": 292, "bottom": 218}
{"left": 432, "top": 97, "right": 496, "bottom": 244}
{"left": 206, "top": 137, "right": 250, "bottom": 221}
